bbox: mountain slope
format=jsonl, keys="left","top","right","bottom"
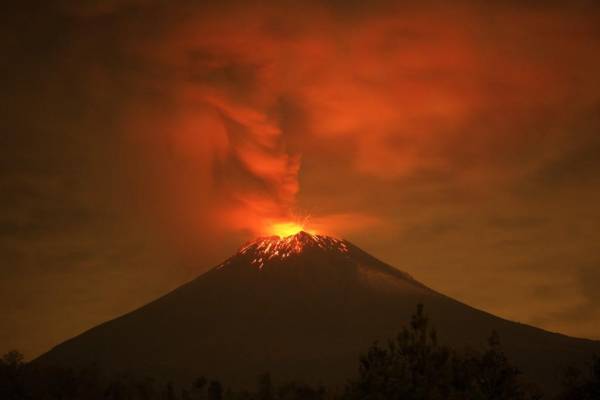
{"left": 36, "top": 232, "right": 600, "bottom": 393}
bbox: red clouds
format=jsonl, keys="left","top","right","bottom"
{"left": 116, "top": 1, "right": 600, "bottom": 241}
{"left": 4, "top": 1, "right": 600, "bottom": 357}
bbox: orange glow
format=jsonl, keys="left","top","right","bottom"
{"left": 233, "top": 230, "right": 349, "bottom": 269}
{"left": 269, "top": 222, "right": 307, "bottom": 238}
{"left": 123, "top": 2, "right": 600, "bottom": 251}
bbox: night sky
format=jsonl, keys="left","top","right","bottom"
{"left": 2, "top": 0, "right": 600, "bottom": 358}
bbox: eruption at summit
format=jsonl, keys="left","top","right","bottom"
{"left": 268, "top": 222, "right": 308, "bottom": 238}
{"left": 229, "top": 231, "right": 349, "bottom": 270}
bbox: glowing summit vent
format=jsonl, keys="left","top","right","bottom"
{"left": 234, "top": 231, "right": 349, "bottom": 269}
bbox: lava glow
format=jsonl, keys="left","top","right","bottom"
{"left": 269, "top": 222, "right": 310, "bottom": 238}
{"left": 234, "top": 231, "right": 349, "bottom": 269}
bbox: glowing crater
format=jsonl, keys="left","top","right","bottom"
{"left": 269, "top": 222, "right": 306, "bottom": 238}
{"left": 237, "top": 231, "right": 349, "bottom": 269}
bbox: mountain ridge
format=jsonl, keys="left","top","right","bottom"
{"left": 36, "top": 231, "right": 600, "bottom": 394}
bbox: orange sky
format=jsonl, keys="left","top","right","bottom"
{"left": 123, "top": 1, "right": 600, "bottom": 238}
{"left": 2, "top": 0, "right": 600, "bottom": 358}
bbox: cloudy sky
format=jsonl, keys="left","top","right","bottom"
{"left": 2, "top": 0, "right": 600, "bottom": 358}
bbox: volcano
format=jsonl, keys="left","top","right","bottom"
{"left": 37, "top": 231, "right": 600, "bottom": 392}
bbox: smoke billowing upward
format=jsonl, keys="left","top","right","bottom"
{"left": 101, "top": 1, "right": 600, "bottom": 240}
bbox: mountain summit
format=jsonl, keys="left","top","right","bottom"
{"left": 36, "top": 232, "right": 600, "bottom": 393}
{"left": 219, "top": 230, "right": 417, "bottom": 281}
{"left": 224, "top": 231, "right": 351, "bottom": 270}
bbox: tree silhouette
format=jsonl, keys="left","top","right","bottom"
{"left": 559, "top": 354, "right": 600, "bottom": 400}
{"left": 343, "top": 304, "right": 537, "bottom": 400}
{"left": 0, "top": 350, "right": 27, "bottom": 400}
{"left": 1, "top": 351, "right": 24, "bottom": 368}
{"left": 3, "top": 309, "right": 597, "bottom": 400}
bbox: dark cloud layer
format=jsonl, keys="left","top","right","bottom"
{"left": 2, "top": 0, "right": 600, "bottom": 357}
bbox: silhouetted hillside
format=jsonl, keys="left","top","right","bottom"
{"left": 35, "top": 232, "right": 600, "bottom": 395}
{"left": 4, "top": 305, "right": 600, "bottom": 399}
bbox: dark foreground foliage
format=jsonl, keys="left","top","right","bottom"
{"left": 343, "top": 305, "right": 541, "bottom": 400}
{"left": 557, "top": 354, "right": 600, "bottom": 400}
{"left": 1, "top": 305, "right": 598, "bottom": 400}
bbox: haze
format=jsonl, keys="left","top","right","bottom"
{"left": 2, "top": 0, "right": 600, "bottom": 358}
